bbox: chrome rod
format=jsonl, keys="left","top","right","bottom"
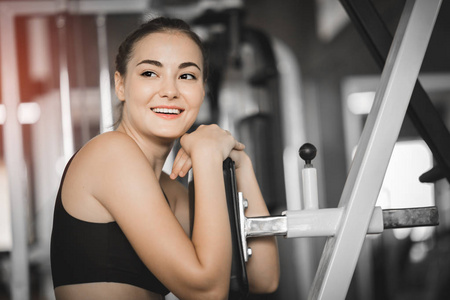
{"left": 56, "top": 13, "right": 75, "bottom": 162}
{"left": 246, "top": 216, "right": 287, "bottom": 237}
{"left": 96, "top": 14, "right": 114, "bottom": 133}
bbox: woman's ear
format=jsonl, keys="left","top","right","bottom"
{"left": 114, "top": 71, "right": 125, "bottom": 101}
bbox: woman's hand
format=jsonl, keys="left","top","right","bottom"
{"left": 228, "top": 149, "right": 251, "bottom": 170}
{"left": 170, "top": 125, "right": 245, "bottom": 179}
{"left": 181, "top": 124, "right": 244, "bottom": 159}
{"left": 170, "top": 148, "right": 250, "bottom": 180}
{"left": 170, "top": 147, "right": 192, "bottom": 179}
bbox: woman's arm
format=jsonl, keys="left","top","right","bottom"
{"left": 171, "top": 143, "right": 280, "bottom": 294}
{"left": 86, "top": 129, "right": 243, "bottom": 299}
{"left": 230, "top": 151, "right": 280, "bottom": 294}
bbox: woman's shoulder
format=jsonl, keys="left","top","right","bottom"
{"left": 60, "top": 132, "right": 149, "bottom": 222}
{"left": 85, "top": 131, "right": 140, "bottom": 152}
{"left": 79, "top": 131, "right": 144, "bottom": 161}
{"left": 72, "top": 131, "right": 149, "bottom": 181}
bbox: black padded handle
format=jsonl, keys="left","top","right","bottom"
{"left": 223, "top": 158, "right": 249, "bottom": 299}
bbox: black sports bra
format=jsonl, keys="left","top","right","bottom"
{"left": 50, "top": 154, "right": 170, "bottom": 295}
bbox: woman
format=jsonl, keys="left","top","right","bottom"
{"left": 51, "top": 17, "right": 279, "bottom": 300}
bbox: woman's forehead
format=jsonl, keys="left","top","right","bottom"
{"left": 131, "top": 32, "right": 203, "bottom": 66}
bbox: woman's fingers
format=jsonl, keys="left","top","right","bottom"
{"left": 179, "top": 125, "right": 245, "bottom": 161}
{"left": 171, "top": 148, "right": 191, "bottom": 179}
{"left": 171, "top": 131, "right": 243, "bottom": 179}
{"left": 234, "top": 140, "right": 245, "bottom": 151}
{"left": 179, "top": 158, "right": 192, "bottom": 178}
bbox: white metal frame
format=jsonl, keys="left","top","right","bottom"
{"left": 237, "top": 0, "right": 442, "bottom": 299}
{"left": 309, "top": 0, "right": 441, "bottom": 298}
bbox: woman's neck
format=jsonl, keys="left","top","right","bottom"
{"left": 116, "top": 123, "right": 175, "bottom": 180}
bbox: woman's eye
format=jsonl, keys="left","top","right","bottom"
{"left": 180, "top": 73, "right": 196, "bottom": 80}
{"left": 141, "top": 71, "right": 156, "bottom": 77}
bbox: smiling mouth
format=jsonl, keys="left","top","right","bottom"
{"left": 151, "top": 107, "right": 183, "bottom": 115}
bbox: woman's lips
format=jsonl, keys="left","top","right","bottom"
{"left": 152, "top": 107, "right": 181, "bottom": 114}
{"left": 151, "top": 106, "right": 184, "bottom": 119}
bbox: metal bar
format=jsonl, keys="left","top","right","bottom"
{"left": 273, "top": 38, "right": 307, "bottom": 212}
{"left": 0, "top": 0, "right": 148, "bottom": 15}
{"left": 66, "top": 0, "right": 149, "bottom": 14}
{"left": 0, "top": 9, "right": 30, "bottom": 300}
{"left": 285, "top": 208, "right": 343, "bottom": 238}
{"left": 244, "top": 205, "right": 440, "bottom": 240}
{"left": 302, "top": 167, "right": 319, "bottom": 210}
{"left": 340, "top": 0, "right": 450, "bottom": 184}
{"left": 245, "top": 206, "right": 384, "bottom": 239}
{"left": 272, "top": 38, "right": 315, "bottom": 300}
{"left": 0, "top": 1, "right": 58, "bottom": 15}
{"left": 96, "top": 14, "right": 114, "bottom": 133}
{"left": 383, "top": 206, "right": 439, "bottom": 229}
{"left": 309, "top": 1, "right": 442, "bottom": 299}
{"left": 238, "top": 192, "right": 250, "bottom": 262}
{"left": 56, "top": 13, "right": 75, "bottom": 162}
{"left": 246, "top": 216, "right": 287, "bottom": 237}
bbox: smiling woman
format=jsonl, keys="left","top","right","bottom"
{"left": 50, "top": 17, "right": 279, "bottom": 300}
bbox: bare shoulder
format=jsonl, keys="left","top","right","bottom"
{"left": 79, "top": 131, "right": 154, "bottom": 188}
{"left": 62, "top": 131, "right": 152, "bottom": 222}
{"left": 74, "top": 131, "right": 151, "bottom": 179}
{"left": 81, "top": 131, "right": 144, "bottom": 161}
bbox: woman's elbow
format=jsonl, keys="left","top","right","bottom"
{"left": 266, "top": 276, "right": 280, "bottom": 294}
{"left": 177, "top": 286, "right": 229, "bottom": 300}
{"left": 174, "top": 276, "right": 230, "bottom": 300}
{"left": 250, "top": 272, "right": 280, "bottom": 294}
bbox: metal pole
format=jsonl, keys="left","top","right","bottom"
{"left": 96, "top": 14, "right": 114, "bottom": 133}
{"left": 273, "top": 39, "right": 317, "bottom": 299}
{"left": 309, "top": 0, "right": 442, "bottom": 299}
{"left": 56, "top": 12, "right": 75, "bottom": 162}
{"left": 0, "top": 6, "right": 30, "bottom": 300}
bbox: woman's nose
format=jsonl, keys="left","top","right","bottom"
{"left": 159, "top": 78, "right": 180, "bottom": 99}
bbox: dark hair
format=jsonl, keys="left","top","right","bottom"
{"left": 113, "top": 17, "right": 207, "bottom": 128}
{"left": 115, "top": 17, "right": 207, "bottom": 79}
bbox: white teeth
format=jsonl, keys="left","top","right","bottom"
{"left": 152, "top": 108, "right": 181, "bottom": 114}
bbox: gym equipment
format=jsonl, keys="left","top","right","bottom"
{"left": 223, "top": 158, "right": 249, "bottom": 300}
{"left": 224, "top": 1, "right": 443, "bottom": 299}
{"left": 226, "top": 141, "right": 439, "bottom": 298}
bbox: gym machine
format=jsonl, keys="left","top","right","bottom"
{"left": 224, "top": 0, "right": 443, "bottom": 299}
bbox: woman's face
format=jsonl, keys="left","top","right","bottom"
{"left": 115, "top": 32, "right": 205, "bottom": 141}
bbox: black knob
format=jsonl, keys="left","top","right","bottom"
{"left": 299, "top": 143, "right": 317, "bottom": 165}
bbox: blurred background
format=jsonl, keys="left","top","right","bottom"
{"left": 0, "top": 0, "right": 449, "bottom": 299}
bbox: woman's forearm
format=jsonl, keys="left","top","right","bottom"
{"left": 189, "top": 151, "right": 233, "bottom": 295}
{"left": 235, "top": 155, "right": 280, "bottom": 294}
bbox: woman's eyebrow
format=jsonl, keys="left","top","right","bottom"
{"left": 136, "top": 60, "right": 201, "bottom": 71}
{"left": 136, "top": 59, "right": 162, "bottom": 67}
{"left": 179, "top": 62, "right": 201, "bottom": 71}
